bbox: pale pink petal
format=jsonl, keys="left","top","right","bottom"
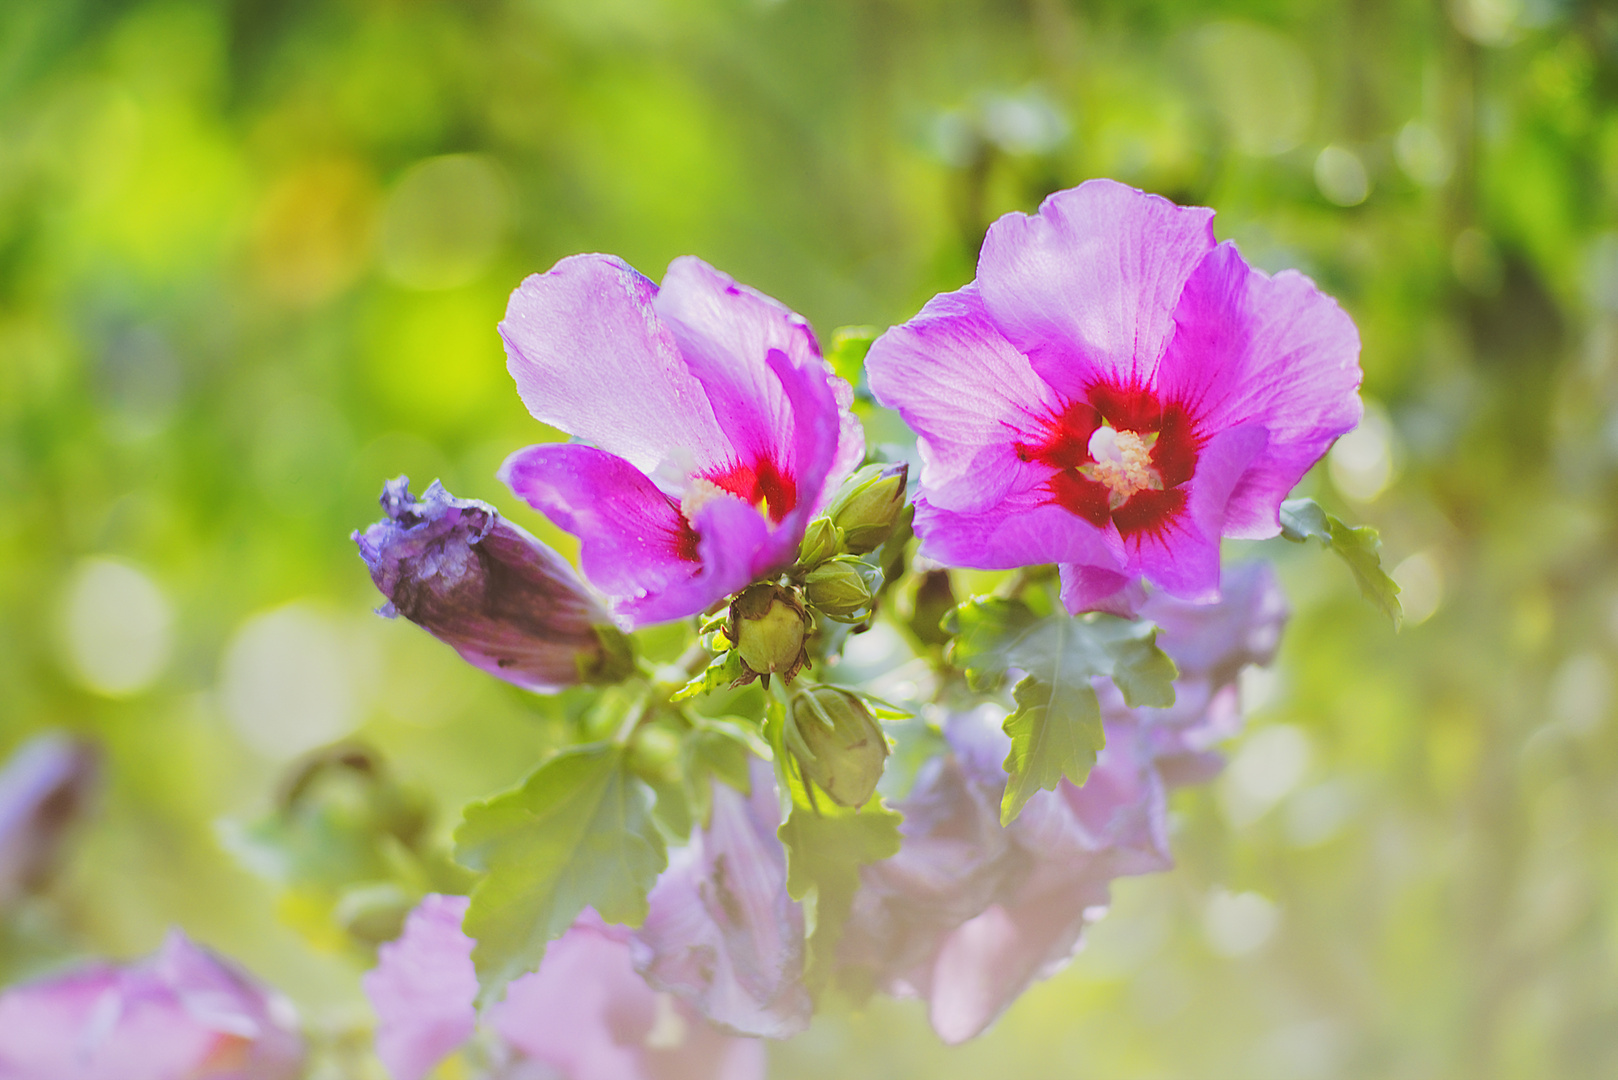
{"left": 866, "top": 284, "right": 1060, "bottom": 513}
{"left": 976, "top": 180, "right": 1216, "bottom": 399}
{"left": 363, "top": 895, "right": 478, "bottom": 1080}
{"left": 500, "top": 254, "right": 731, "bottom": 477}
{"left": 1156, "top": 243, "right": 1363, "bottom": 539}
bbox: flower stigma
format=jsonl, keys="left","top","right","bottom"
{"left": 1081, "top": 425, "right": 1163, "bottom": 509}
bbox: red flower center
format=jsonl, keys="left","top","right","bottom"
{"left": 1016, "top": 382, "right": 1199, "bottom": 537}
{"left": 706, "top": 458, "right": 798, "bottom": 524}
{"left": 670, "top": 458, "right": 800, "bottom": 564}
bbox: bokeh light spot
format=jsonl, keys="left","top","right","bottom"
{"left": 58, "top": 557, "right": 173, "bottom": 697}
{"left": 220, "top": 603, "right": 360, "bottom": 760}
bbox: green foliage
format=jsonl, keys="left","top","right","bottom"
{"left": 453, "top": 743, "right": 666, "bottom": 1005}
{"left": 827, "top": 326, "right": 880, "bottom": 390}
{"left": 947, "top": 598, "right": 1177, "bottom": 822}
{"left": 680, "top": 718, "right": 761, "bottom": 827}
{"left": 1281, "top": 498, "right": 1403, "bottom": 627}
{"left": 777, "top": 791, "right": 902, "bottom": 991}
{"left": 671, "top": 649, "right": 744, "bottom": 702}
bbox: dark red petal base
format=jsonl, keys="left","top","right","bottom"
{"left": 1016, "top": 381, "right": 1200, "bottom": 538}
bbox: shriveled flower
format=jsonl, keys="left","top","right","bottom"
{"left": 0, "top": 929, "right": 304, "bottom": 1080}
{"left": 354, "top": 477, "right": 632, "bottom": 693}
{"left": 867, "top": 179, "right": 1361, "bottom": 613}
{"left": 364, "top": 899, "right": 765, "bottom": 1080}
{"left": 498, "top": 255, "right": 863, "bottom": 626}
{"left": 631, "top": 757, "right": 809, "bottom": 1039}
{"left": 0, "top": 731, "right": 99, "bottom": 909}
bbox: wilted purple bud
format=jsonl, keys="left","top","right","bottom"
{"left": 0, "top": 732, "right": 98, "bottom": 908}
{"left": 353, "top": 478, "right": 634, "bottom": 693}
{"left": 362, "top": 894, "right": 478, "bottom": 1080}
{"left": 0, "top": 929, "right": 304, "bottom": 1080}
{"left": 365, "top": 900, "right": 765, "bottom": 1080}
{"left": 631, "top": 757, "right": 809, "bottom": 1039}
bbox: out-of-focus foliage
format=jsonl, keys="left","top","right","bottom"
{"left": 2, "top": 0, "right": 1618, "bottom": 1076}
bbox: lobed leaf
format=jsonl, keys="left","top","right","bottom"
{"left": 1280, "top": 497, "right": 1402, "bottom": 627}
{"left": 947, "top": 597, "right": 1178, "bottom": 822}
{"left": 453, "top": 743, "right": 666, "bottom": 1005}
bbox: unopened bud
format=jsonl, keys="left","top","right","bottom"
{"left": 354, "top": 478, "right": 634, "bottom": 693}
{"left": 729, "top": 584, "right": 810, "bottom": 685}
{"left": 335, "top": 882, "right": 417, "bottom": 945}
{"left": 906, "top": 570, "right": 956, "bottom": 647}
{"left": 786, "top": 686, "right": 890, "bottom": 808}
{"left": 803, "top": 557, "right": 881, "bottom": 621}
{"left": 797, "top": 517, "right": 840, "bottom": 570}
{"left": 826, "top": 463, "right": 908, "bottom": 554}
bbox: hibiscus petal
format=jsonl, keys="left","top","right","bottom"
{"left": 498, "top": 443, "right": 708, "bottom": 615}
{"left": 493, "top": 916, "right": 766, "bottom": 1080}
{"left": 761, "top": 345, "right": 847, "bottom": 555}
{"left": 912, "top": 495, "right": 1124, "bottom": 573}
{"left": 1125, "top": 423, "right": 1268, "bottom": 602}
{"left": 976, "top": 180, "right": 1216, "bottom": 400}
{"left": 618, "top": 494, "right": 771, "bottom": 626}
{"left": 1055, "top": 565, "right": 1147, "bottom": 617}
{"left": 655, "top": 257, "right": 863, "bottom": 509}
{"left": 363, "top": 895, "right": 478, "bottom": 1080}
{"left": 633, "top": 758, "right": 809, "bottom": 1039}
{"left": 500, "top": 254, "right": 732, "bottom": 477}
{"left": 866, "top": 284, "right": 1062, "bottom": 513}
{"left": 1156, "top": 242, "right": 1363, "bottom": 539}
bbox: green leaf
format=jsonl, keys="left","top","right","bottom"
{"left": 670, "top": 649, "right": 744, "bottom": 702}
{"left": 764, "top": 698, "right": 902, "bottom": 990}
{"left": 453, "top": 743, "right": 666, "bottom": 1004}
{"left": 999, "top": 673, "right": 1104, "bottom": 823}
{"left": 947, "top": 597, "right": 1179, "bottom": 822}
{"left": 1280, "top": 498, "right": 1403, "bottom": 627}
{"left": 680, "top": 720, "right": 760, "bottom": 827}
{"left": 777, "top": 795, "right": 902, "bottom": 991}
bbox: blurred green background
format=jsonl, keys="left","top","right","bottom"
{"left": 3, "top": 0, "right": 1618, "bottom": 1076}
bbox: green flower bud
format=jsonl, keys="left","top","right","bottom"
{"left": 906, "top": 570, "right": 956, "bottom": 647}
{"left": 786, "top": 686, "right": 890, "bottom": 808}
{"left": 797, "top": 516, "right": 840, "bottom": 569}
{"left": 334, "top": 882, "right": 417, "bottom": 944}
{"left": 729, "top": 583, "right": 810, "bottom": 685}
{"left": 803, "top": 557, "right": 881, "bottom": 621}
{"left": 826, "top": 463, "right": 909, "bottom": 554}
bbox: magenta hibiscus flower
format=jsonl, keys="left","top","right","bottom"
{"left": 498, "top": 255, "right": 863, "bottom": 627}
{"left": 866, "top": 179, "right": 1362, "bottom": 612}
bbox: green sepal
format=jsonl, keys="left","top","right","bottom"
{"left": 1280, "top": 497, "right": 1403, "bottom": 627}
{"left": 453, "top": 742, "right": 667, "bottom": 1006}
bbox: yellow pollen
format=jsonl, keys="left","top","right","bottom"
{"left": 1081, "top": 426, "right": 1163, "bottom": 509}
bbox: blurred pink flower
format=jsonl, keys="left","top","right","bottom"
{"left": 365, "top": 898, "right": 765, "bottom": 1080}
{"left": 0, "top": 930, "right": 304, "bottom": 1080}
